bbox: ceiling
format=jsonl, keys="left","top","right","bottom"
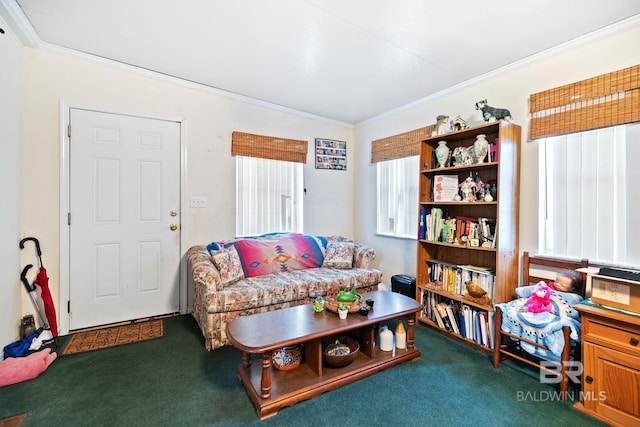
{"left": 9, "top": 0, "right": 640, "bottom": 124}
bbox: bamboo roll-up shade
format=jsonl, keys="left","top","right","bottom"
{"left": 529, "top": 64, "right": 640, "bottom": 140}
{"left": 371, "top": 125, "right": 434, "bottom": 163}
{"left": 231, "top": 131, "right": 308, "bottom": 163}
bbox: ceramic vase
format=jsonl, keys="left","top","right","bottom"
{"left": 338, "top": 308, "right": 348, "bottom": 319}
{"left": 395, "top": 320, "right": 406, "bottom": 349}
{"left": 272, "top": 344, "right": 303, "bottom": 370}
{"left": 435, "top": 141, "right": 449, "bottom": 168}
{"left": 474, "top": 134, "right": 489, "bottom": 163}
{"left": 379, "top": 325, "right": 394, "bottom": 351}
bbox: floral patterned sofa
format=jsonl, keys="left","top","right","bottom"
{"left": 187, "top": 234, "right": 382, "bottom": 350}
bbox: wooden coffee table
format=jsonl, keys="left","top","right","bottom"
{"left": 226, "top": 290, "right": 421, "bottom": 419}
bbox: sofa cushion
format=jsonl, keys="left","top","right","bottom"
{"left": 211, "top": 246, "right": 244, "bottom": 286}
{"left": 204, "top": 267, "right": 382, "bottom": 314}
{"left": 322, "top": 241, "right": 354, "bottom": 269}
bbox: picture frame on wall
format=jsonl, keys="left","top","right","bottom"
{"left": 315, "top": 138, "right": 347, "bottom": 170}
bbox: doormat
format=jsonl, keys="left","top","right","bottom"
{"left": 60, "top": 320, "right": 164, "bottom": 356}
{"left": 0, "top": 413, "right": 26, "bottom": 427}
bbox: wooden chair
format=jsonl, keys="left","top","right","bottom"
{"left": 493, "top": 252, "right": 588, "bottom": 399}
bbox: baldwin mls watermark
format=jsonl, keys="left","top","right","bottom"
{"left": 515, "top": 361, "right": 607, "bottom": 402}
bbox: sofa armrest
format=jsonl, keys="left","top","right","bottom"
{"left": 353, "top": 242, "right": 376, "bottom": 269}
{"left": 187, "top": 245, "right": 223, "bottom": 293}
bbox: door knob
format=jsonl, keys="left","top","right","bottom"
{"left": 170, "top": 223, "right": 178, "bottom": 231}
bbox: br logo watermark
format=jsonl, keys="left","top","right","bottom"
{"left": 540, "top": 360, "right": 582, "bottom": 384}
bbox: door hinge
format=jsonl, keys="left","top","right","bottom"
{"left": 67, "top": 123, "right": 71, "bottom": 138}
{"left": 67, "top": 300, "right": 71, "bottom": 314}
{"left": 67, "top": 212, "right": 71, "bottom": 225}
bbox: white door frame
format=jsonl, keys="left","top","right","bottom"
{"left": 59, "top": 100, "right": 189, "bottom": 334}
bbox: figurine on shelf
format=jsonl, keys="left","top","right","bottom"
{"left": 459, "top": 176, "right": 478, "bottom": 202}
{"left": 443, "top": 218, "right": 456, "bottom": 243}
{"left": 475, "top": 99, "right": 512, "bottom": 122}
{"left": 474, "top": 173, "right": 484, "bottom": 201}
{"left": 488, "top": 180, "right": 498, "bottom": 199}
{"left": 452, "top": 146, "right": 463, "bottom": 166}
{"left": 432, "top": 115, "right": 449, "bottom": 136}
{"left": 483, "top": 182, "right": 494, "bottom": 201}
{"left": 450, "top": 116, "right": 468, "bottom": 131}
{"left": 452, "top": 145, "right": 476, "bottom": 165}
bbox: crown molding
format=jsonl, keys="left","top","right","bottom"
{"left": 0, "top": 0, "right": 39, "bottom": 47}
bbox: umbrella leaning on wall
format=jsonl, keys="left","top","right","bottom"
{"left": 19, "top": 237, "right": 58, "bottom": 338}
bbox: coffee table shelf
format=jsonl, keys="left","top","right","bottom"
{"left": 227, "top": 291, "right": 421, "bottom": 419}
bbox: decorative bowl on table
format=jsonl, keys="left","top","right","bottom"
{"left": 324, "top": 287, "right": 363, "bottom": 313}
{"left": 322, "top": 335, "right": 360, "bottom": 368}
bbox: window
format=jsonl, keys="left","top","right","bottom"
{"left": 236, "top": 156, "right": 304, "bottom": 237}
{"left": 371, "top": 125, "right": 432, "bottom": 239}
{"left": 377, "top": 156, "right": 419, "bottom": 238}
{"left": 538, "top": 123, "right": 640, "bottom": 267}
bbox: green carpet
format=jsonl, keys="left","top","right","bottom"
{"left": 0, "top": 315, "right": 605, "bottom": 426}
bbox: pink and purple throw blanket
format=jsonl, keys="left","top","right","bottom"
{"left": 211, "top": 233, "right": 327, "bottom": 278}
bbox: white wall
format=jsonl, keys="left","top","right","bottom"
{"left": 354, "top": 24, "right": 640, "bottom": 284}
{"left": 19, "top": 47, "right": 355, "bottom": 330}
{"left": 0, "top": 19, "right": 23, "bottom": 351}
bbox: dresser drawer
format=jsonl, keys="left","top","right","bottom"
{"left": 583, "top": 316, "right": 640, "bottom": 356}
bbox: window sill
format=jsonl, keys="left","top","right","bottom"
{"left": 375, "top": 233, "right": 416, "bottom": 241}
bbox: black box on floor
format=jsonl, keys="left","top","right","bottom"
{"left": 391, "top": 274, "right": 416, "bottom": 299}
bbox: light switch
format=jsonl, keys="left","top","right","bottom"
{"left": 190, "top": 196, "right": 207, "bottom": 208}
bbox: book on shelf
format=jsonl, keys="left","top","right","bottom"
{"left": 457, "top": 306, "right": 467, "bottom": 339}
{"left": 435, "top": 302, "right": 453, "bottom": 332}
{"left": 427, "top": 259, "right": 496, "bottom": 303}
{"left": 490, "top": 139, "right": 499, "bottom": 162}
{"left": 478, "top": 311, "right": 489, "bottom": 347}
{"left": 433, "top": 307, "right": 445, "bottom": 329}
{"left": 424, "top": 207, "right": 444, "bottom": 242}
{"left": 421, "top": 211, "right": 497, "bottom": 247}
{"left": 479, "top": 217, "right": 496, "bottom": 248}
{"left": 473, "top": 313, "right": 482, "bottom": 345}
{"left": 444, "top": 303, "right": 460, "bottom": 334}
{"left": 420, "top": 291, "right": 495, "bottom": 349}
{"left": 453, "top": 216, "right": 496, "bottom": 247}
{"left": 462, "top": 305, "right": 472, "bottom": 341}
{"left": 458, "top": 264, "right": 494, "bottom": 273}
{"left": 418, "top": 208, "right": 427, "bottom": 240}
{"left": 454, "top": 269, "right": 462, "bottom": 295}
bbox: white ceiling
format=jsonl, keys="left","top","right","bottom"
{"left": 10, "top": 0, "right": 640, "bottom": 124}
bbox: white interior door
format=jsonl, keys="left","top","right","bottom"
{"left": 69, "top": 109, "right": 181, "bottom": 329}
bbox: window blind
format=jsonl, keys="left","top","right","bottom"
{"left": 232, "top": 131, "right": 308, "bottom": 163}
{"left": 377, "top": 156, "right": 419, "bottom": 238}
{"left": 538, "top": 124, "right": 640, "bottom": 267}
{"left": 371, "top": 125, "right": 434, "bottom": 163}
{"left": 236, "top": 156, "right": 303, "bottom": 236}
{"left": 529, "top": 64, "right": 640, "bottom": 140}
